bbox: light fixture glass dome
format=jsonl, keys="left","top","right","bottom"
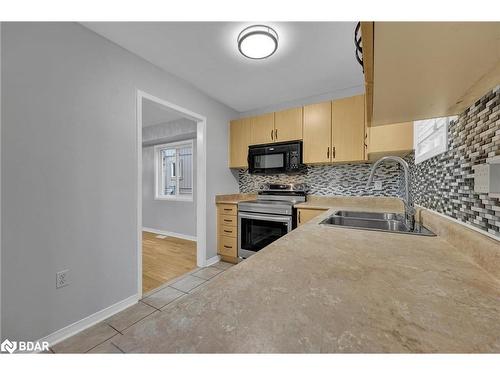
{"left": 237, "top": 25, "right": 278, "bottom": 60}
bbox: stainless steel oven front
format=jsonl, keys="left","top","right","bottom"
{"left": 238, "top": 211, "right": 292, "bottom": 259}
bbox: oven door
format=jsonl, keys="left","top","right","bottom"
{"left": 238, "top": 212, "right": 292, "bottom": 258}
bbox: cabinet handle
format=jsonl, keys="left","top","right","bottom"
{"left": 224, "top": 219, "right": 232, "bottom": 222}
{"left": 223, "top": 208, "right": 232, "bottom": 211}
{"left": 332, "top": 146, "right": 336, "bottom": 159}
{"left": 271, "top": 129, "right": 274, "bottom": 140}
{"left": 224, "top": 245, "right": 232, "bottom": 249}
{"left": 298, "top": 211, "right": 301, "bottom": 223}
{"left": 275, "top": 129, "right": 278, "bottom": 140}
{"left": 224, "top": 230, "right": 232, "bottom": 233}
{"left": 327, "top": 147, "right": 330, "bottom": 159}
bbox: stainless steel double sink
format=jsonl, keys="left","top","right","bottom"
{"left": 320, "top": 210, "right": 436, "bottom": 236}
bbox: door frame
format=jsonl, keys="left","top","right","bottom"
{"left": 136, "top": 90, "right": 207, "bottom": 296}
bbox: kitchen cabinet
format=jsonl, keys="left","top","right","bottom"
{"left": 332, "top": 95, "right": 366, "bottom": 163}
{"left": 274, "top": 107, "right": 303, "bottom": 142}
{"left": 229, "top": 117, "right": 251, "bottom": 168}
{"left": 361, "top": 22, "right": 500, "bottom": 126}
{"left": 229, "top": 95, "right": 367, "bottom": 168}
{"left": 303, "top": 101, "right": 332, "bottom": 164}
{"left": 367, "top": 121, "right": 413, "bottom": 160}
{"left": 217, "top": 203, "right": 238, "bottom": 264}
{"left": 297, "top": 208, "right": 327, "bottom": 226}
{"left": 250, "top": 113, "right": 275, "bottom": 145}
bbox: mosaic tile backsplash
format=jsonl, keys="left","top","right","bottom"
{"left": 409, "top": 86, "right": 500, "bottom": 236}
{"left": 238, "top": 162, "right": 403, "bottom": 197}
{"left": 238, "top": 87, "right": 500, "bottom": 237}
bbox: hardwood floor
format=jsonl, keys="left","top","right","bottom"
{"left": 142, "top": 231, "right": 197, "bottom": 294}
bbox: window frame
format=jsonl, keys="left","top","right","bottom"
{"left": 154, "top": 139, "right": 194, "bottom": 202}
{"left": 413, "top": 116, "right": 455, "bottom": 164}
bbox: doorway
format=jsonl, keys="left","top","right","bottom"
{"left": 136, "top": 91, "right": 207, "bottom": 296}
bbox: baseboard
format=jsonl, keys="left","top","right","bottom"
{"left": 205, "top": 255, "right": 221, "bottom": 267}
{"left": 143, "top": 227, "right": 197, "bottom": 242}
{"left": 39, "top": 294, "right": 139, "bottom": 348}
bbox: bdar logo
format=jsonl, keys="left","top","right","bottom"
{"left": 1, "top": 339, "right": 17, "bottom": 354}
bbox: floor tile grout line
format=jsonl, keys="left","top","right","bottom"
{"left": 113, "top": 309, "right": 159, "bottom": 335}
{"left": 158, "top": 292, "right": 190, "bottom": 311}
{"left": 139, "top": 299, "right": 162, "bottom": 311}
{"left": 106, "top": 323, "right": 125, "bottom": 335}
{"left": 142, "top": 262, "right": 231, "bottom": 297}
{"left": 168, "top": 284, "right": 194, "bottom": 294}
{"left": 110, "top": 341, "right": 126, "bottom": 354}
{"left": 188, "top": 274, "right": 209, "bottom": 281}
{"left": 84, "top": 332, "right": 121, "bottom": 354}
{"left": 142, "top": 267, "right": 199, "bottom": 297}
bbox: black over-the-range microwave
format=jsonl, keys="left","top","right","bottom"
{"left": 248, "top": 140, "right": 303, "bottom": 174}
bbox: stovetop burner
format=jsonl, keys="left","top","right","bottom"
{"left": 238, "top": 183, "right": 307, "bottom": 215}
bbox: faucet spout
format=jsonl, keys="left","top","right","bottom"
{"left": 366, "top": 156, "right": 415, "bottom": 231}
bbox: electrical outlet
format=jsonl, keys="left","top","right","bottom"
{"left": 374, "top": 181, "right": 383, "bottom": 190}
{"left": 56, "top": 269, "right": 70, "bottom": 289}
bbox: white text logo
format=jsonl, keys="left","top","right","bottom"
{"left": 1, "top": 339, "right": 17, "bottom": 354}
{"left": 1, "top": 339, "right": 49, "bottom": 353}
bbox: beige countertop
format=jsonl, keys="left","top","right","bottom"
{"left": 215, "top": 193, "right": 257, "bottom": 205}
{"left": 115, "top": 197, "right": 500, "bottom": 353}
{"left": 294, "top": 195, "right": 405, "bottom": 212}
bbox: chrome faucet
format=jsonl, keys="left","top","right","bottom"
{"left": 366, "top": 156, "right": 415, "bottom": 231}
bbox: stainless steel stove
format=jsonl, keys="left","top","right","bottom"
{"left": 238, "top": 183, "right": 307, "bottom": 258}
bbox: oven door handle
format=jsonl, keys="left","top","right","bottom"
{"left": 238, "top": 212, "right": 292, "bottom": 223}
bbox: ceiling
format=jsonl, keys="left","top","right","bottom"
{"left": 82, "top": 22, "right": 364, "bottom": 113}
{"left": 142, "top": 97, "right": 186, "bottom": 127}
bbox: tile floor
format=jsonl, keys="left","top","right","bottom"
{"left": 50, "top": 261, "right": 235, "bottom": 353}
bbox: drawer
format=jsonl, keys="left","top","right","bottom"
{"left": 219, "top": 224, "right": 237, "bottom": 238}
{"left": 219, "top": 214, "right": 237, "bottom": 227}
{"left": 218, "top": 235, "right": 237, "bottom": 257}
{"left": 217, "top": 204, "right": 237, "bottom": 216}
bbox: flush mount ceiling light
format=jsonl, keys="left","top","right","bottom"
{"left": 237, "top": 25, "right": 278, "bottom": 60}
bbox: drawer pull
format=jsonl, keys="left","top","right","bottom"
{"left": 224, "top": 219, "right": 232, "bottom": 222}
{"left": 223, "top": 208, "right": 232, "bottom": 211}
{"left": 224, "top": 245, "right": 233, "bottom": 249}
{"left": 224, "top": 230, "right": 232, "bottom": 233}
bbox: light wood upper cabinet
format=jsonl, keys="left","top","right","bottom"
{"left": 250, "top": 113, "right": 275, "bottom": 145}
{"left": 367, "top": 121, "right": 413, "bottom": 160}
{"left": 274, "top": 107, "right": 303, "bottom": 142}
{"left": 331, "top": 95, "right": 366, "bottom": 163}
{"left": 303, "top": 101, "right": 332, "bottom": 164}
{"left": 362, "top": 22, "right": 500, "bottom": 126}
{"left": 229, "top": 117, "right": 251, "bottom": 168}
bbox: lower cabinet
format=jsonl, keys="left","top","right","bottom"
{"left": 297, "top": 208, "right": 327, "bottom": 226}
{"left": 217, "top": 203, "right": 239, "bottom": 264}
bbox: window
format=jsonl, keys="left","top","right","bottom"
{"left": 413, "top": 115, "right": 456, "bottom": 164}
{"left": 154, "top": 140, "right": 194, "bottom": 201}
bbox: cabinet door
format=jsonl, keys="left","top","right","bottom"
{"left": 331, "top": 94, "right": 366, "bottom": 162}
{"left": 297, "top": 208, "right": 327, "bottom": 226}
{"left": 250, "top": 113, "right": 275, "bottom": 145}
{"left": 229, "top": 118, "right": 251, "bottom": 168}
{"left": 368, "top": 122, "right": 413, "bottom": 157}
{"left": 274, "top": 107, "right": 303, "bottom": 142}
{"left": 303, "top": 102, "right": 332, "bottom": 164}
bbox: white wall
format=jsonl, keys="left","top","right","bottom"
{"left": 142, "top": 119, "right": 197, "bottom": 238}
{"left": 1, "top": 22, "right": 238, "bottom": 341}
